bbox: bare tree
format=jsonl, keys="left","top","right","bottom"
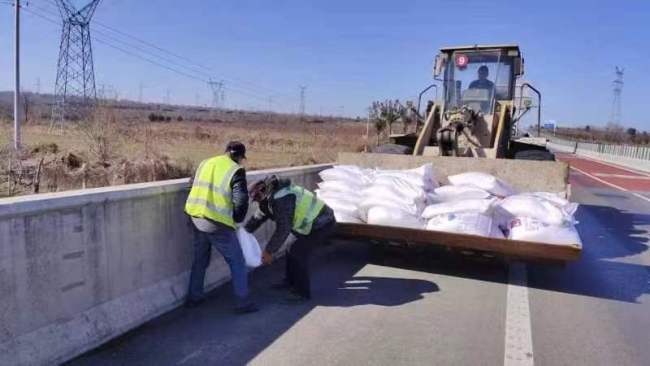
{"left": 368, "top": 99, "right": 404, "bottom": 144}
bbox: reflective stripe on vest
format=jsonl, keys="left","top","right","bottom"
{"left": 274, "top": 184, "right": 325, "bottom": 235}
{"left": 184, "top": 155, "right": 240, "bottom": 228}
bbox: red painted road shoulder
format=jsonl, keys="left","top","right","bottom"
{"left": 556, "top": 153, "right": 650, "bottom": 192}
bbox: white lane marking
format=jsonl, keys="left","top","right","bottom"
{"left": 570, "top": 166, "right": 650, "bottom": 204}
{"left": 504, "top": 263, "right": 534, "bottom": 366}
{"left": 593, "top": 173, "right": 650, "bottom": 180}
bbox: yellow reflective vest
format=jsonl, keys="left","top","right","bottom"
{"left": 273, "top": 184, "right": 325, "bottom": 235}
{"left": 185, "top": 155, "right": 241, "bottom": 229}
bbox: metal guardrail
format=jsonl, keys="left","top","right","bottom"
{"left": 547, "top": 136, "right": 650, "bottom": 173}
{"left": 549, "top": 137, "right": 650, "bottom": 160}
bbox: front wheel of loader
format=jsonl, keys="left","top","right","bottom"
{"left": 371, "top": 144, "right": 413, "bottom": 155}
{"left": 514, "top": 150, "right": 555, "bottom": 161}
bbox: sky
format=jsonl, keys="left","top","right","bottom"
{"left": 0, "top": 0, "right": 648, "bottom": 129}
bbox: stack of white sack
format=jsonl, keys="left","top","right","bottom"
{"left": 359, "top": 164, "right": 437, "bottom": 229}
{"left": 422, "top": 172, "right": 581, "bottom": 245}
{"left": 316, "top": 165, "right": 374, "bottom": 223}
{"left": 316, "top": 164, "right": 438, "bottom": 228}
{"left": 422, "top": 197, "right": 505, "bottom": 238}
{"left": 496, "top": 193, "right": 581, "bottom": 246}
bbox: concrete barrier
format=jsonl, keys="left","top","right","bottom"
{"left": 0, "top": 163, "right": 331, "bottom": 366}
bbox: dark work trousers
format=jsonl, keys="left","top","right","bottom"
{"left": 285, "top": 220, "right": 335, "bottom": 299}
{"left": 188, "top": 226, "right": 250, "bottom": 307}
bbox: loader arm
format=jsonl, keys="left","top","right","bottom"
{"left": 413, "top": 104, "right": 440, "bottom": 155}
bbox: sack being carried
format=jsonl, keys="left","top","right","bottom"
{"left": 236, "top": 228, "right": 262, "bottom": 268}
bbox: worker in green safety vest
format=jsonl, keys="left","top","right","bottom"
{"left": 245, "top": 175, "right": 336, "bottom": 302}
{"left": 184, "top": 141, "right": 258, "bottom": 314}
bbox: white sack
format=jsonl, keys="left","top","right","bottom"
{"left": 422, "top": 198, "right": 497, "bottom": 219}
{"left": 374, "top": 164, "right": 438, "bottom": 191}
{"left": 333, "top": 212, "right": 364, "bottom": 223}
{"left": 357, "top": 195, "right": 420, "bottom": 221}
{"left": 362, "top": 184, "right": 426, "bottom": 205}
{"left": 237, "top": 228, "right": 262, "bottom": 268}
{"left": 425, "top": 212, "right": 504, "bottom": 238}
{"left": 526, "top": 192, "right": 579, "bottom": 216}
{"left": 318, "top": 180, "right": 365, "bottom": 195}
{"left": 319, "top": 166, "right": 373, "bottom": 184}
{"left": 433, "top": 185, "right": 492, "bottom": 201}
{"left": 448, "top": 172, "right": 515, "bottom": 197}
{"left": 316, "top": 189, "right": 363, "bottom": 204}
{"left": 498, "top": 194, "right": 574, "bottom": 225}
{"left": 319, "top": 197, "right": 360, "bottom": 219}
{"left": 372, "top": 176, "right": 428, "bottom": 202}
{"left": 507, "top": 217, "right": 582, "bottom": 246}
{"left": 366, "top": 206, "right": 424, "bottom": 229}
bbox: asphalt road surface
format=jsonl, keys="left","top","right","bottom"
{"left": 67, "top": 153, "right": 650, "bottom": 366}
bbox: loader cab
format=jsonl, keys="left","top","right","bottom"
{"left": 436, "top": 46, "right": 522, "bottom": 117}
{"left": 413, "top": 45, "right": 526, "bottom": 158}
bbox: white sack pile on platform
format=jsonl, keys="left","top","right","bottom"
{"left": 316, "top": 165, "right": 581, "bottom": 246}
{"left": 316, "top": 164, "right": 437, "bottom": 228}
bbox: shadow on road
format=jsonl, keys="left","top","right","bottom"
{"left": 67, "top": 241, "right": 437, "bottom": 366}
{"left": 365, "top": 203, "right": 650, "bottom": 304}
{"left": 527, "top": 204, "right": 650, "bottom": 303}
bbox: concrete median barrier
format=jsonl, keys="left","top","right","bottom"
{"left": 0, "top": 163, "right": 330, "bottom": 366}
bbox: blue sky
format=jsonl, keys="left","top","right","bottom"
{"left": 0, "top": 0, "right": 648, "bottom": 129}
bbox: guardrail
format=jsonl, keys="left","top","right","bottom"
{"left": 547, "top": 137, "right": 650, "bottom": 173}
{"left": 0, "top": 163, "right": 331, "bottom": 366}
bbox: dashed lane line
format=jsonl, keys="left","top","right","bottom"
{"left": 504, "top": 263, "right": 534, "bottom": 366}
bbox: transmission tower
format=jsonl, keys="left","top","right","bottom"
{"left": 609, "top": 66, "right": 624, "bottom": 125}
{"left": 208, "top": 79, "right": 224, "bottom": 109}
{"left": 51, "top": 0, "right": 102, "bottom": 128}
{"left": 299, "top": 85, "right": 306, "bottom": 117}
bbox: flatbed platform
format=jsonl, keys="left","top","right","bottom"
{"left": 336, "top": 222, "right": 582, "bottom": 262}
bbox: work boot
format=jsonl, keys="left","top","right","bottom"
{"left": 234, "top": 302, "right": 260, "bottom": 315}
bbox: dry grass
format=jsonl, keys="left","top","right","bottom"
{"left": 0, "top": 112, "right": 372, "bottom": 197}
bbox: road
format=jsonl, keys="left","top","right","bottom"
{"left": 67, "top": 153, "right": 650, "bottom": 366}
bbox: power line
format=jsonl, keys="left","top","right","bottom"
{"left": 23, "top": 6, "right": 273, "bottom": 104}
{"left": 39, "top": 0, "right": 294, "bottom": 100}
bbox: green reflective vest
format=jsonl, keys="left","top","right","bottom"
{"left": 273, "top": 184, "right": 325, "bottom": 235}
{"left": 185, "top": 155, "right": 241, "bottom": 229}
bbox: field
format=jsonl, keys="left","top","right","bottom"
{"left": 0, "top": 104, "right": 373, "bottom": 197}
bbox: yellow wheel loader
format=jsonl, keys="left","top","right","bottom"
{"left": 336, "top": 45, "right": 579, "bottom": 263}
{"left": 375, "top": 44, "right": 553, "bottom": 161}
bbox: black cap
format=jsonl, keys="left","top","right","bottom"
{"left": 225, "top": 141, "right": 246, "bottom": 159}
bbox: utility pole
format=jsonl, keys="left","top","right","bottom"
{"left": 138, "top": 82, "right": 144, "bottom": 103}
{"left": 14, "top": 0, "right": 21, "bottom": 150}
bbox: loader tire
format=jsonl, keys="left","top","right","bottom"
{"left": 372, "top": 144, "right": 412, "bottom": 155}
{"left": 514, "top": 150, "right": 555, "bottom": 161}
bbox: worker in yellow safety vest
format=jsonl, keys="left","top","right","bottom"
{"left": 184, "top": 141, "right": 258, "bottom": 314}
{"left": 245, "top": 175, "right": 336, "bottom": 302}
